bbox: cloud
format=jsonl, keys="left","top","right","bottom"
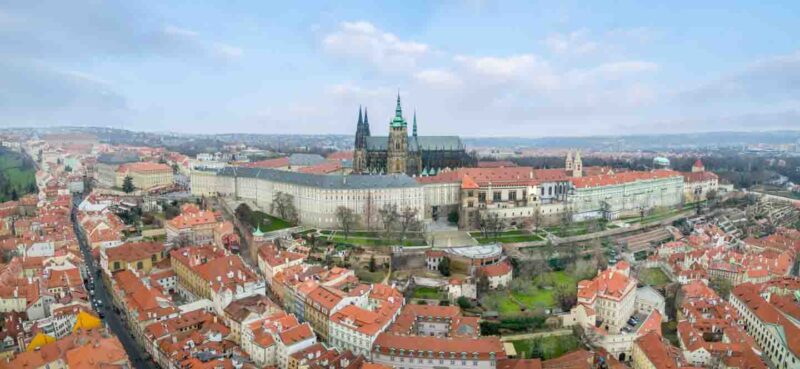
{"left": 640, "top": 109, "right": 800, "bottom": 133}
{"left": 0, "top": 59, "right": 127, "bottom": 126}
{"left": 322, "top": 21, "right": 430, "bottom": 71}
{"left": 159, "top": 24, "right": 244, "bottom": 60}
{"left": 679, "top": 51, "right": 800, "bottom": 103}
{"left": 566, "top": 61, "right": 659, "bottom": 84}
{"left": 545, "top": 30, "right": 599, "bottom": 55}
{"left": 413, "top": 69, "right": 462, "bottom": 87}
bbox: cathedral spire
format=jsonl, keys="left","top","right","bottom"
{"left": 395, "top": 92, "right": 403, "bottom": 118}
{"left": 355, "top": 106, "right": 364, "bottom": 149}
{"left": 364, "top": 107, "right": 370, "bottom": 136}
{"left": 413, "top": 110, "right": 417, "bottom": 137}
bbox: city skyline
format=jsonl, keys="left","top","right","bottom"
{"left": 1, "top": 1, "right": 799, "bottom": 136}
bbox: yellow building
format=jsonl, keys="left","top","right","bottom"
{"left": 115, "top": 162, "right": 173, "bottom": 190}
{"left": 101, "top": 242, "right": 166, "bottom": 276}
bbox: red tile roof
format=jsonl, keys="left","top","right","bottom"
{"left": 571, "top": 169, "right": 681, "bottom": 189}
{"left": 373, "top": 333, "right": 506, "bottom": 360}
{"left": 731, "top": 283, "right": 800, "bottom": 358}
{"left": 480, "top": 261, "right": 512, "bottom": 277}
{"left": 104, "top": 242, "right": 163, "bottom": 263}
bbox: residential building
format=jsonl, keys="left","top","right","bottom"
{"left": 100, "top": 241, "right": 166, "bottom": 275}
{"left": 729, "top": 283, "right": 800, "bottom": 369}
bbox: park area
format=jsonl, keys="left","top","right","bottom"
{"left": 638, "top": 267, "right": 671, "bottom": 286}
{"left": 469, "top": 229, "right": 547, "bottom": 244}
{"left": 482, "top": 271, "right": 580, "bottom": 315}
{"left": 510, "top": 334, "right": 582, "bottom": 360}
{"left": 246, "top": 211, "right": 294, "bottom": 232}
{"left": 0, "top": 149, "right": 36, "bottom": 202}
{"left": 320, "top": 230, "right": 427, "bottom": 247}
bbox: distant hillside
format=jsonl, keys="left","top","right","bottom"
{"left": 0, "top": 148, "right": 36, "bottom": 202}
{"left": 463, "top": 131, "right": 800, "bottom": 150}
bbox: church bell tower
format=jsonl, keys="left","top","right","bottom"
{"left": 387, "top": 93, "right": 408, "bottom": 174}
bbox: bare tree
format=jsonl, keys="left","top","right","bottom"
{"left": 271, "top": 191, "right": 298, "bottom": 223}
{"left": 553, "top": 282, "right": 577, "bottom": 311}
{"left": 398, "top": 206, "right": 420, "bottom": 241}
{"left": 531, "top": 206, "right": 541, "bottom": 230}
{"left": 478, "top": 212, "right": 504, "bottom": 241}
{"left": 363, "top": 192, "right": 377, "bottom": 231}
{"left": 572, "top": 325, "right": 602, "bottom": 349}
{"left": 378, "top": 203, "right": 399, "bottom": 240}
{"left": 335, "top": 206, "right": 358, "bottom": 240}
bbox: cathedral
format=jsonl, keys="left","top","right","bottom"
{"left": 352, "top": 95, "right": 475, "bottom": 176}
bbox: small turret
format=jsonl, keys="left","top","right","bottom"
{"left": 565, "top": 151, "right": 574, "bottom": 171}
{"left": 573, "top": 150, "right": 583, "bottom": 178}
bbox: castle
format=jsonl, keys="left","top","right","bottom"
{"left": 352, "top": 95, "right": 475, "bottom": 176}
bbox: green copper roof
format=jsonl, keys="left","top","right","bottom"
{"left": 391, "top": 93, "right": 406, "bottom": 128}
{"left": 253, "top": 225, "right": 264, "bottom": 237}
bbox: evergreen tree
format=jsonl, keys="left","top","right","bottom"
{"left": 122, "top": 176, "right": 135, "bottom": 193}
{"left": 368, "top": 255, "right": 377, "bottom": 272}
{"left": 439, "top": 257, "right": 451, "bottom": 276}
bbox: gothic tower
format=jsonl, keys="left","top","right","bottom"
{"left": 387, "top": 93, "right": 408, "bottom": 174}
{"left": 353, "top": 106, "right": 367, "bottom": 173}
{"left": 573, "top": 150, "right": 583, "bottom": 178}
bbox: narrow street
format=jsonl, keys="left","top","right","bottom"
{"left": 71, "top": 196, "right": 159, "bottom": 369}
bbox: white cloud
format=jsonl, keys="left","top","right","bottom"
{"left": 567, "top": 61, "right": 659, "bottom": 84}
{"left": 212, "top": 43, "right": 244, "bottom": 59}
{"left": 413, "top": 69, "right": 462, "bottom": 87}
{"left": 162, "top": 25, "right": 198, "bottom": 38}
{"left": 322, "top": 21, "right": 429, "bottom": 71}
{"left": 161, "top": 24, "right": 243, "bottom": 60}
{"left": 545, "top": 30, "right": 599, "bottom": 55}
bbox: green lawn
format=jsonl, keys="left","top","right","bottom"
{"left": 510, "top": 334, "right": 582, "bottom": 360}
{"left": 247, "top": 211, "right": 294, "bottom": 232}
{"left": 639, "top": 268, "right": 671, "bottom": 286}
{"left": 0, "top": 150, "right": 36, "bottom": 202}
{"left": 471, "top": 230, "right": 546, "bottom": 244}
{"left": 491, "top": 271, "right": 579, "bottom": 315}
{"left": 328, "top": 234, "right": 426, "bottom": 247}
{"left": 412, "top": 286, "right": 442, "bottom": 299}
{"left": 512, "top": 290, "right": 554, "bottom": 308}
{"left": 356, "top": 268, "right": 387, "bottom": 283}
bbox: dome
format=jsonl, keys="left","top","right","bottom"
{"left": 653, "top": 157, "right": 671, "bottom": 168}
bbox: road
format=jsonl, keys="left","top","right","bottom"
{"left": 71, "top": 195, "right": 160, "bottom": 369}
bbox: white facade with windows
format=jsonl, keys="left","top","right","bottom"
{"left": 191, "top": 167, "right": 424, "bottom": 228}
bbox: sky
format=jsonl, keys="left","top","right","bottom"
{"left": 1, "top": 1, "right": 799, "bottom": 137}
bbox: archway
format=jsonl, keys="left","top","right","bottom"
{"left": 618, "top": 353, "right": 626, "bottom": 361}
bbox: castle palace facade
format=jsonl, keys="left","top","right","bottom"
{"left": 352, "top": 95, "right": 475, "bottom": 176}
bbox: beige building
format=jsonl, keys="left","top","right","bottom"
{"left": 681, "top": 159, "right": 719, "bottom": 203}
{"left": 115, "top": 162, "right": 173, "bottom": 190}
{"left": 191, "top": 167, "right": 424, "bottom": 228}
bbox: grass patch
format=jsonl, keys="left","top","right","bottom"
{"left": 247, "top": 211, "right": 293, "bottom": 232}
{"left": 510, "top": 334, "right": 581, "bottom": 360}
{"left": 356, "top": 268, "right": 387, "bottom": 283}
{"left": 0, "top": 150, "right": 36, "bottom": 202}
{"left": 412, "top": 286, "right": 442, "bottom": 300}
{"left": 328, "top": 235, "right": 426, "bottom": 247}
{"left": 472, "top": 230, "right": 546, "bottom": 244}
{"left": 475, "top": 234, "right": 545, "bottom": 244}
{"left": 639, "top": 268, "right": 671, "bottom": 286}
